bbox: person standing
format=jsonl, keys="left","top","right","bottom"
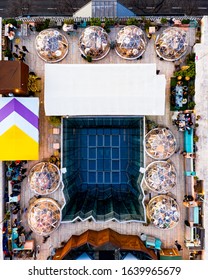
{"left": 175, "top": 240, "right": 182, "bottom": 251}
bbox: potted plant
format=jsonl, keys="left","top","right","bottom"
{"left": 48, "top": 116, "right": 61, "bottom": 126}
{"left": 160, "top": 18, "right": 168, "bottom": 25}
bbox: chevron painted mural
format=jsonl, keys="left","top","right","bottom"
{"left": 0, "top": 97, "right": 39, "bottom": 160}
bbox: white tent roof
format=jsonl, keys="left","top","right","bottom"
{"left": 44, "top": 64, "right": 166, "bottom": 116}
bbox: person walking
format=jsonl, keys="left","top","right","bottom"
{"left": 13, "top": 52, "right": 19, "bottom": 59}
{"left": 22, "top": 45, "right": 29, "bottom": 53}
{"left": 175, "top": 240, "right": 182, "bottom": 251}
{"left": 14, "top": 44, "right": 20, "bottom": 52}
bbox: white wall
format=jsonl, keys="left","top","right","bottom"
{"left": 73, "top": 2, "right": 92, "bottom": 18}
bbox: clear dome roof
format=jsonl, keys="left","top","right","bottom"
{"left": 35, "top": 29, "right": 68, "bottom": 63}
{"left": 79, "top": 26, "right": 110, "bottom": 60}
{"left": 27, "top": 198, "right": 61, "bottom": 236}
{"left": 28, "top": 162, "right": 61, "bottom": 195}
{"left": 144, "top": 161, "right": 176, "bottom": 193}
{"left": 115, "top": 25, "right": 147, "bottom": 60}
{"left": 145, "top": 128, "right": 176, "bottom": 160}
{"left": 147, "top": 195, "right": 180, "bottom": 229}
{"left": 155, "top": 27, "right": 188, "bottom": 61}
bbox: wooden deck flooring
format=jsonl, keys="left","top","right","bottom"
{"left": 17, "top": 26, "right": 196, "bottom": 260}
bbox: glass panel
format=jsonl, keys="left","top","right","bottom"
{"left": 97, "top": 172, "right": 103, "bottom": 183}
{"left": 104, "top": 135, "right": 111, "bottom": 146}
{"left": 112, "top": 135, "right": 119, "bottom": 146}
{"left": 89, "top": 160, "right": 96, "bottom": 170}
{"left": 97, "top": 159, "right": 104, "bottom": 171}
{"left": 104, "top": 147, "right": 111, "bottom": 159}
{"left": 89, "top": 148, "right": 96, "bottom": 158}
{"left": 104, "top": 160, "right": 111, "bottom": 171}
{"left": 97, "top": 135, "right": 103, "bottom": 146}
{"left": 89, "top": 135, "right": 96, "bottom": 146}
{"left": 97, "top": 148, "right": 104, "bottom": 159}
{"left": 112, "top": 160, "right": 119, "bottom": 170}
{"left": 112, "top": 148, "right": 119, "bottom": 159}
{"left": 104, "top": 172, "right": 111, "bottom": 183}
{"left": 89, "top": 172, "right": 96, "bottom": 183}
{"left": 112, "top": 172, "right": 120, "bottom": 183}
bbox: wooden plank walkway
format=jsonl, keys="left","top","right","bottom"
{"left": 16, "top": 26, "right": 196, "bottom": 260}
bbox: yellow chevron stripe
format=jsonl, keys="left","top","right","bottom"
{"left": 0, "top": 125, "right": 39, "bottom": 160}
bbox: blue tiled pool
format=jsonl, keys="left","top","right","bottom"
{"left": 62, "top": 117, "right": 145, "bottom": 222}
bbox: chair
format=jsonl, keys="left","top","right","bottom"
{"left": 145, "top": 235, "right": 162, "bottom": 250}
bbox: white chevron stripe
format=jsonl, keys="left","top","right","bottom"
{"left": 0, "top": 97, "right": 12, "bottom": 110}
{"left": 0, "top": 112, "right": 38, "bottom": 142}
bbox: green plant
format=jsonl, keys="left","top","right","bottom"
{"left": 126, "top": 18, "right": 139, "bottom": 26}
{"left": 144, "top": 19, "right": 151, "bottom": 31}
{"left": 3, "top": 49, "right": 12, "bottom": 59}
{"left": 186, "top": 53, "right": 195, "bottom": 64}
{"left": 86, "top": 55, "right": 92, "bottom": 62}
{"left": 3, "top": 18, "right": 17, "bottom": 27}
{"left": 188, "top": 101, "right": 196, "bottom": 109}
{"left": 16, "top": 20, "right": 23, "bottom": 27}
{"left": 174, "top": 61, "right": 195, "bottom": 79}
{"left": 90, "top": 18, "right": 101, "bottom": 26}
{"left": 170, "top": 77, "right": 177, "bottom": 87}
{"left": 161, "top": 18, "right": 168, "bottom": 24}
{"left": 0, "top": 211, "right": 10, "bottom": 224}
{"left": 104, "top": 26, "right": 111, "bottom": 33}
{"left": 48, "top": 116, "right": 61, "bottom": 126}
{"left": 104, "top": 18, "right": 115, "bottom": 27}
{"left": 181, "top": 19, "right": 190, "bottom": 24}
{"left": 146, "top": 119, "right": 158, "bottom": 132}
{"left": 35, "top": 19, "right": 50, "bottom": 32}
{"left": 189, "top": 85, "right": 195, "bottom": 96}
{"left": 64, "top": 18, "right": 74, "bottom": 24}
{"left": 193, "top": 135, "right": 199, "bottom": 143}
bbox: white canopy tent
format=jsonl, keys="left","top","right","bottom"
{"left": 44, "top": 63, "right": 166, "bottom": 116}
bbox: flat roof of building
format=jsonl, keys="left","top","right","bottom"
{"left": 44, "top": 63, "right": 166, "bottom": 116}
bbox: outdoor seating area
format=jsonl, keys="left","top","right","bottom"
{"left": 173, "top": 112, "right": 194, "bottom": 132}
{"left": 27, "top": 198, "right": 61, "bottom": 236}
{"left": 28, "top": 162, "right": 61, "bottom": 195}
{"left": 170, "top": 76, "right": 195, "bottom": 112}
{"left": 144, "top": 161, "right": 177, "bottom": 193}
{"left": 147, "top": 195, "right": 180, "bottom": 229}
{"left": 155, "top": 27, "right": 188, "bottom": 61}
{"left": 145, "top": 128, "right": 177, "bottom": 160}
{"left": 115, "top": 25, "right": 147, "bottom": 60}
{"left": 35, "top": 29, "right": 69, "bottom": 62}
{"left": 79, "top": 26, "right": 110, "bottom": 60}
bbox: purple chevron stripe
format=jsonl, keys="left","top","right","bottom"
{"left": 0, "top": 98, "right": 38, "bottom": 129}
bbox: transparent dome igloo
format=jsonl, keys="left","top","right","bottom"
{"left": 144, "top": 161, "right": 177, "bottom": 193}
{"left": 155, "top": 27, "right": 188, "bottom": 61}
{"left": 35, "top": 29, "right": 68, "bottom": 62}
{"left": 145, "top": 128, "right": 177, "bottom": 160}
{"left": 28, "top": 162, "right": 61, "bottom": 195}
{"left": 79, "top": 26, "right": 110, "bottom": 60}
{"left": 115, "top": 25, "right": 147, "bottom": 60}
{"left": 147, "top": 195, "right": 180, "bottom": 230}
{"left": 27, "top": 198, "right": 61, "bottom": 236}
